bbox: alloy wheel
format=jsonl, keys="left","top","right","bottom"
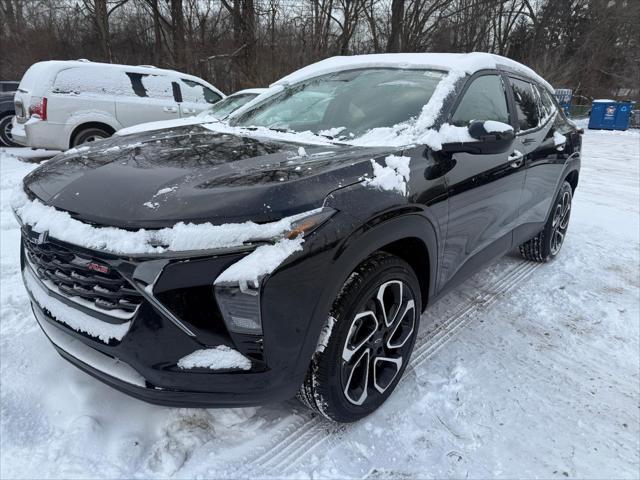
{"left": 3, "top": 119, "right": 12, "bottom": 142}
{"left": 82, "top": 134, "right": 106, "bottom": 143}
{"left": 550, "top": 190, "right": 571, "bottom": 255}
{"left": 340, "top": 280, "right": 416, "bottom": 406}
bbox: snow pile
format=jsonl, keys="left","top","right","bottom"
{"left": 318, "top": 127, "right": 346, "bottom": 138}
{"left": 484, "top": 120, "right": 514, "bottom": 133}
{"left": 153, "top": 187, "right": 177, "bottom": 197}
{"left": 177, "top": 346, "right": 251, "bottom": 371}
{"left": 554, "top": 131, "right": 567, "bottom": 148}
{"left": 11, "top": 186, "right": 322, "bottom": 255}
{"left": 419, "top": 123, "right": 474, "bottom": 150}
{"left": 202, "top": 122, "right": 334, "bottom": 146}
{"left": 215, "top": 236, "right": 304, "bottom": 285}
{"left": 23, "top": 267, "right": 131, "bottom": 342}
{"left": 364, "top": 155, "right": 411, "bottom": 195}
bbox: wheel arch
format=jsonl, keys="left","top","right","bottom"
{"left": 70, "top": 122, "right": 116, "bottom": 147}
{"left": 331, "top": 212, "right": 438, "bottom": 313}
{"left": 565, "top": 169, "right": 579, "bottom": 193}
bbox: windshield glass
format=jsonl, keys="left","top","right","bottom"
{"left": 231, "top": 68, "right": 446, "bottom": 139}
{"left": 208, "top": 93, "right": 257, "bottom": 118}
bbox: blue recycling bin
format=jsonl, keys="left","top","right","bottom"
{"left": 588, "top": 100, "right": 633, "bottom": 131}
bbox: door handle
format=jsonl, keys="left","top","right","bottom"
{"left": 509, "top": 150, "right": 524, "bottom": 168}
{"left": 522, "top": 138, "right": 536, "bottom": 145}
{"left": 163, "top": 106, "right": 178, "bottom": 113}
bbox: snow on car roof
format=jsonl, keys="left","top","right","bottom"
{"left": 272, "top": 52, "right": 554, "bottom": 92}
{"left": 18, "top": 60, "right": 224, "bottom": 97}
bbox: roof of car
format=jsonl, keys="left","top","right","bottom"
{"left": 273, "top": 52, "right": 553, "bottom": 92}
{"left": 23, "top": 60, "right": 224, "bottom": 96}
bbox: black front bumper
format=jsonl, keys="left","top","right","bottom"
{"left": 20, "top": 225, "right": 344, "bottom": 408}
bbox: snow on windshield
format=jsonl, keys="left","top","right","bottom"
{"left": 232, "top": 68, "right": 448, "bottom": 138}
{"left": 215, "top": 68, "right": 471, "bottom": 150}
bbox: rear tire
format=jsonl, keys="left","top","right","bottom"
{"left": 519, "top": 181, "right": 573, "bottom": 262}
{"left": 298, "top": 252, "right": 421, "bottom": 422}
{"left": 0, "top": 114, "right": 19, "bottom": 147}
{"left": 72, "top": 127, "right": 111, "bottom": 147}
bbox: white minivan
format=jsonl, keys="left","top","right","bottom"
{"left": 11, "top": 60, "right": 225, "bottom": 150}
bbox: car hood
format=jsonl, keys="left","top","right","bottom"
{"left": 23, "top": 125, "right": 399, "bottom": 229}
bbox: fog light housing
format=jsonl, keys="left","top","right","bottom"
{"left": 214, "top": 282, "right": 262, "bottom": 335}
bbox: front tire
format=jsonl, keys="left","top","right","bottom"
{"left": 298, "top": 252, "right": 421, "bottom": 422}
{"left": 519, "top": 181, "right": 573, "bottom": 262}
{"left": 0, "top": 114, "right": 19, "bottom": 147}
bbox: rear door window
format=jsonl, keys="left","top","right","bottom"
{"left": 509, "top": 77, "right": 540, "bottom": 131}
{"left": 125, "top": 73, "right": 175, "bottom": 99}
{"left": 179, "top": 79, "right": 222, "bottom": 104}
{"left": 141, "top": 75, "right": 174, "bottom": 99}
{"left": 450, "top": 75, "right": 510, "bottom": 127}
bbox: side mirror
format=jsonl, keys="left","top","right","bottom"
{"left": 441, "top": 120, "right": 515, "bottom": 155}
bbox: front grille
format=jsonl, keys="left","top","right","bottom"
{"left": 23, "top": 236, "right": 143, "bottom": 320}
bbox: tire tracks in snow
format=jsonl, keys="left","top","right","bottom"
{"left": 245, "top": 259, "right": 542, "bottom": 476}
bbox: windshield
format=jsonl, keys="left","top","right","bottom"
{"left": 231, "top": 68, "right": 446, "bottom": 139}
{"left": 208, "top": 93, "right": 258, "bottom": 118}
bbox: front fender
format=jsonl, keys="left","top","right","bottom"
{"left": 260, "top": 206, "right": 439, "bottom": 401}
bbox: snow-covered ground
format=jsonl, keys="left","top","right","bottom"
{"left": 1, "top": 127, "right": 638, "bottom": 479}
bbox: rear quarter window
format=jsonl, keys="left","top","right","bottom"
{"left": 52, "top": 67, "right": 133, "bottom": 96}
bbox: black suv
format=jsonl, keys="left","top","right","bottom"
{"left": 1, "top": 80, "right": 20, "bottom": 146}
{"left": 16, "top": 53, "right": 581, "bottom": 422}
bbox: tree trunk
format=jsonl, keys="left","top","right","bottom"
{"left": 171, "top": 0, "right": 185, "bottom": 70}
{"left": 93, "top": 0, "right": 112, "bottom": 61}
{"left": 150, "top": 0, "right": 162, "bottom": 66}
{"left": 386, "top": 0, "right": 404, "bottom": 52}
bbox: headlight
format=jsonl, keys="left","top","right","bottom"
{"left": 214, "top": 207, "right": 336, "bottom": 335}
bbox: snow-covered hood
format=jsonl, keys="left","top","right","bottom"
{"left": 22, "top": 124, "right": 398, "bottom": 229}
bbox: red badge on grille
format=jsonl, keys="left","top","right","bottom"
{"left": 87, "top": 262, "right": 109, "bottom": 274}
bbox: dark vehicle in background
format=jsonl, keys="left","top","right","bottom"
{"left": 16, "top": 53, "right": 581, "bottom": 422}
{"left": 1, "top": 81, "right": 20, "bottom": 146}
